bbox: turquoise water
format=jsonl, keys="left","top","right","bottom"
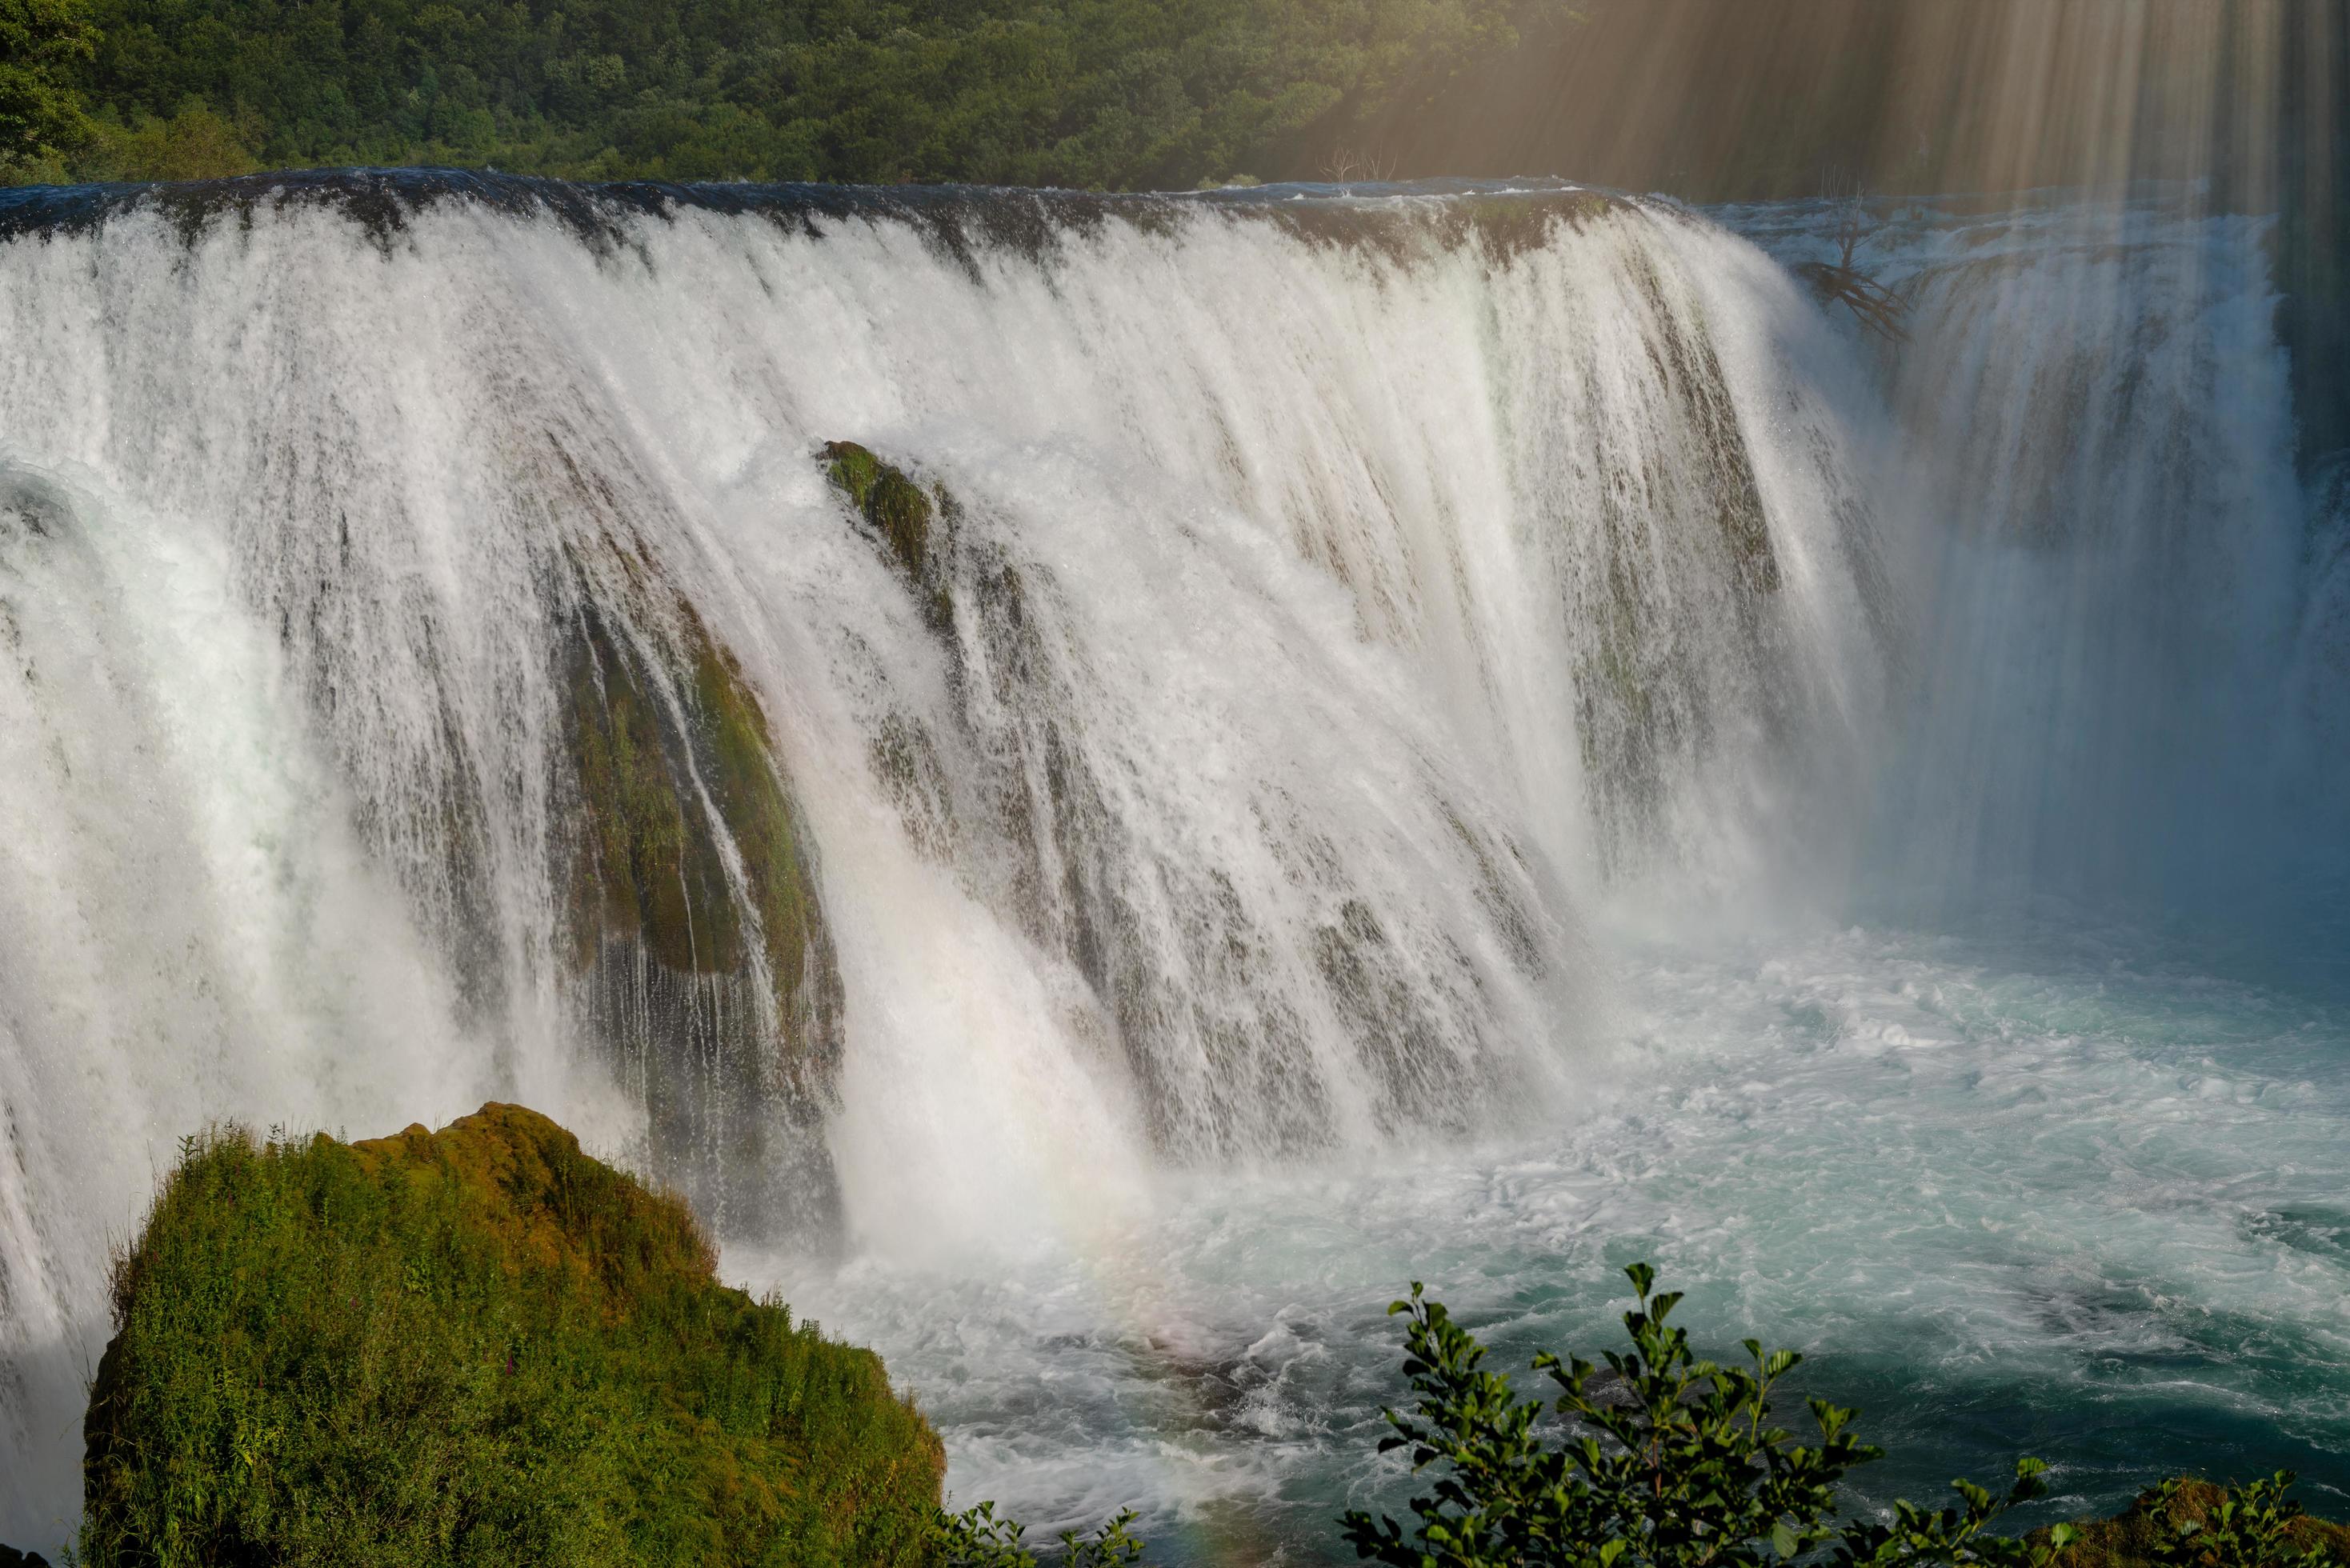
{"left": 772, "top": 910, "right": 2350, "bottom": 1562}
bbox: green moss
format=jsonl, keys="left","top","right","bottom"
{"left": 566, "top": 603, "right": 742, "bottom": 976}
{"left": 688, "top": 631, "right": 835, "bottom": 1082}
{"left": 563, "top": 599, "right": 833, "bottom": 1042}
{"left": 821, "top": 442, "right": 882, "bottom": 514}
{"left": 868, "top": 470, "right": 936, "bottom": 583}
{"left": 820, "top": 442, "right": 951, "bottom": 630}
{"left": 79, "top": 1106, "right": 943, "bottom": 1568}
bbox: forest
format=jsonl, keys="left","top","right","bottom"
{"left": 10, "top": 0, "right": 2341, "bottom": 209}
{"left": 0, "top": 0, "right": 1575, "bottom": 186}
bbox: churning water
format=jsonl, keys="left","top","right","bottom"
{"left": 0, "top": 174, "right": 2340, "bottom": 1559}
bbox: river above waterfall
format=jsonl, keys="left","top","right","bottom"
{"left": 0, "top": 174, "right": 2341, "bottom": 1558}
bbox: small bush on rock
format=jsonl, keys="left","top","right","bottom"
{"left": 2046, "top": 1474, "right": 2349, "bottom": 1568}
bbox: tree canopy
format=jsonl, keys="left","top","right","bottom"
{"left": 14, "top": 0, "right": 1572, "bottom": 185}
{"left": 1, "top": 0, "right": 99, "bottom": 179}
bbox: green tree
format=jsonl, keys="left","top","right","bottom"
{"left": 0, "top": 0, "right": 96, "bottom": 180}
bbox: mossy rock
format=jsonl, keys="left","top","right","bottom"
{"left": 79, "top": 1106, "right": 943, "bottom": 1567}
{"left": 820, "top": 442, "right": 883, "bottom": 512}
{"left": 563, "top": 596, "right": 838, "bottom": 1082}
{"left": 558, "top": 567, "right": 844, "bottom": 1233}
{"left": 567, "top": 600, "right": 736, "bottom": 976}
{"left": 2039, "top": 1478, "right": 2350, "bottom": 1568}
{"left": 820, "top": 442, "right": 952, "bottom": 629}
{"left": 689, "top": 626, "right": 824, "bottom": 1021}
{"left": 1439, "top": 190, "right": 1627, "bottom": 260}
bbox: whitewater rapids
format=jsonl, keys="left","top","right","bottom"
{"left": 0, "top": 174, "right": 2340, "bottom": 1558}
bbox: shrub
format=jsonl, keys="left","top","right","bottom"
{"left": 2140, "top": 1474, "right": 2347, "bottom": 1568}
{"left": 1340, "top": 1264, "right": 2067, "bottom": 1568}
{"left": 75, "top": 100, "right": 258, "bottom": 178}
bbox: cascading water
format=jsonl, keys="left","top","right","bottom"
{"left": 1866, "top": 200, "right": 2307, "bottom": 911}
{"left": 0, "top": 174, "right": 2340, "bottom": 1560}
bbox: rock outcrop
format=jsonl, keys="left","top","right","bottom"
{"left": 823, "top": 441, "right": 954, "bottom": 630}
{"left": 78, "top": 1106, "right": 942, "bottom": 1567}
{"left": 555, "top": 542, "right": 844, "bottom": 1238}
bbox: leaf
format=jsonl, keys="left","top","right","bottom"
{"left": 1774, "top": 1520, "right": 1800, "bottom": 1559}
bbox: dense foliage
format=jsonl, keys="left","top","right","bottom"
{"left": 79, "top": 1105, "right": 943, "bottom": 1567}
{"left": 2, "top": 0, "right": 1570, "bottom": 185}
{"left": 936, "top": 1264, "right": 2348, "bottom": 1568}
{"left": 0, "top": 0, "right": 98, "bottom": 180}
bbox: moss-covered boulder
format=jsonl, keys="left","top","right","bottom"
{"left": 558, "top": 572, "right": 843, "bottom": 1234}
{"left": 821, "top": 442, "right": 953, "bottom": 629}
{"left": 564, "top": 600, "right": 828, "bottom": 1020}
{"left": 79, "top": 1105, "right": 942, "bottom": 1568}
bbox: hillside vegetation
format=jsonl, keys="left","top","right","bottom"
{"left": 1, "top": 0, "right": 1572, "bottom": 186}
{"left": 78, "top": 1104, "right": 943, "bottom": 1567}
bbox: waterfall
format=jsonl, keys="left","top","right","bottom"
{"left": 0, "top": 174, "right": 2327, "bottom": 1548}
{"left": 1868, "top": 198, "right": 2308, "bottom": 910}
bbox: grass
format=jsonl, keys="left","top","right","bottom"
{"left": 79, "top": 1103, "right": 942, "bottom": 1567}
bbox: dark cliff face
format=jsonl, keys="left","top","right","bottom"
{"left": 80, "top": 1105, "right": 944, "bottom": 1567}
